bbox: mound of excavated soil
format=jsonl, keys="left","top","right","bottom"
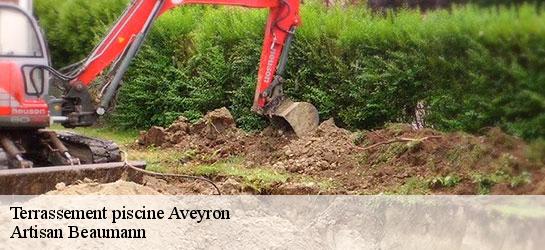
{"left": 47, "top": 176, "right": 229, "bottom": 195}
{"left": 272, "top": 119, "right": 359, "bottom": 174}
{"left": 139, "top": 107, "right": 293, "bottom": 165}
{"left": 47, "top": 179, "right": 160, "bottom": 195}
{"left": 139, "top": 108, "right": 545, "bottom": 195}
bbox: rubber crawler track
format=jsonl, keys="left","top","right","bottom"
{"left": 57, "top": 132, "right": 122, "bottom": 164}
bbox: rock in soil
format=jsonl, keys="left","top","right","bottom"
{"left": 139, "top": 126, "right": 166, "bottom": 147}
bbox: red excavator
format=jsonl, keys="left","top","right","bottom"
{"left": 0, "top": 0, "right": 319, "bottom": 193}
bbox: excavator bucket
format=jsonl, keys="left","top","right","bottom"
{"left": 271, "top": 99, "right": 320, "bottom": 137}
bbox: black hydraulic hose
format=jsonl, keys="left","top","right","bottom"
{"left": 276, "top": 26, "right": 296, "bottom": 76}
{"left": 260, "top": 26, "right": 296, "bottom": 98}
{"left": 122, "top": 159, "right": 222, "bottom": 195}
{"left": 23, "top": 64, "right": 75, "bottom": 82}
{"left": 21, "top": 64, "right": 75, "bottom": 96}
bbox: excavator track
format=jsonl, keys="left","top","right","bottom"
{"left": 0, "top": 131, "right": 143, "bottom": 195}
{"left": 56, "top": 131, "right": 122, "bottom": 164}
{"left": 0, "top": 131, "right": 122, "bottom": 169}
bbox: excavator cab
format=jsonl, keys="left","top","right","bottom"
{"left": 0, "top": 4, "right": 50, "bottom": 128}
{"left": 0, "top": 4, "right": 128, "bottom": 190}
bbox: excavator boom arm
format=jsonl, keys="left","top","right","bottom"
{"left": 72, "top": 0, "right": 300, "bottom": 111}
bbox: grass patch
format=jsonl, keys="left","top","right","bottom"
{"left": 188, "top": 157, "right": 290, "bottom": 192}
{"left": 51, "top": 124, "right": 139, "bottom": 146}
{"left": 392, "top": 177, "right": 431, "bottom": 195}
{"left": 187, "top": 157, "right": 338, "bottom": 193}
{"left": 299, "top": 176, "right": 339, "bottom": 192}
{"left": 526, "top": 139, "right": 545, "bottom": 166}
{"left": 128, "top": 147, "right": 195, "bottom": 173}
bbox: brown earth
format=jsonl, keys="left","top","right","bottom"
{"left": 116, "top": 108, "right": 545, "bottom": 195}
{"left": 47, "top": 179, "right": 161, "bottom": 195}
{"left": 47, "top": 177, "right": 224, "bottom": 195}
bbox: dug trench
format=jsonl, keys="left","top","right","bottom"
{"left": 52, "top": 108, "right": 545, "bottom": 195}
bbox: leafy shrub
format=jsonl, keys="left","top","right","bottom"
{"left": 35, "top": 0, "right": 127, "bottom": 67}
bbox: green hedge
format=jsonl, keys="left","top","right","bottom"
{"left": 35, "top": 0, "right": 127, "bottom": 67}
{"left": 36, "top": 2, "right": 545, "bottom": 140}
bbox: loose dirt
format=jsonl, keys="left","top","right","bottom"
{"left": 73, "top": 108, "right": 545, "bottom": 195}
{"left": 47, "top": 175, "right": 226, "bottom": 195}
{"left": 47, "top": 179, "right": 161, "bottom": 195}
